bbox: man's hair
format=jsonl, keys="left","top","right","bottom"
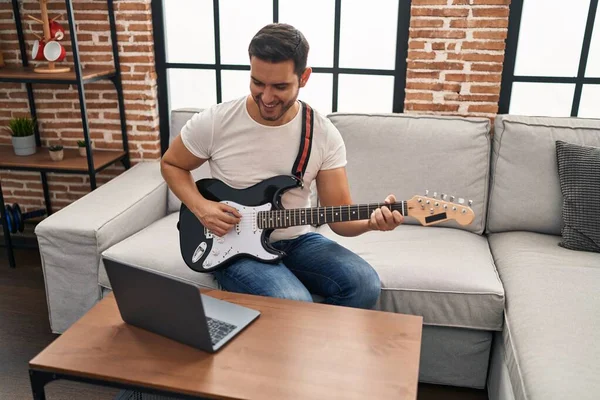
{"left": 248, "top": 23, "right": 309, "bottom": 78}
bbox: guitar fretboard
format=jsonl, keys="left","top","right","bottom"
{"left": 257, "top": 202, "right": 407, "bottom": 229}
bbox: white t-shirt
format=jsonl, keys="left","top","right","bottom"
{"left": 180, "top": 96, "right": 347, "bottom": 242}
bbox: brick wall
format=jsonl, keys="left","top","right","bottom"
{"left": 405, "top": 0, "right": 510, "bottom": 118}
{"left": 0, "top": 0, "right": 159, "bottom": 212}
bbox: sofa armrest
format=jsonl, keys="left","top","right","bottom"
{"left": 35, "top": 161, "right": 168, "bottom": 333}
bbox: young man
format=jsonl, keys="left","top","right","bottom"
{"left": 161, "top": 23, "right": 403, "bottom": 309}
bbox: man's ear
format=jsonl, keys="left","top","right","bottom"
{"left": 299, "top": 67, "right": 312, "bottom": 88}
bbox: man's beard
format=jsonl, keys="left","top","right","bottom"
{"left": 254, "top": 94, "right": 297, "bottom": 122}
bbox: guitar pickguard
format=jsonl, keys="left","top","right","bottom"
{"left": 201, "top": 201, "right": 279, "bottom": 270}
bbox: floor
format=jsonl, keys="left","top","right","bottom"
{"left": 0, "top": 243, "right": 488, "bottom": 400}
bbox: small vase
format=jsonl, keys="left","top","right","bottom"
{"left": 12, "top": 135, "right": 37, "bottom": 156}
{"left": 78, "top": 147, "right": 87, "bottom": 157}
{"left": 49, "top": 149, "right": 64, "bottom": 161}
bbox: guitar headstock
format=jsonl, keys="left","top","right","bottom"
{"left": 406, "top": 191, "right": 475, "bottom": 227}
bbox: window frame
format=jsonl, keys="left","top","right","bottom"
{"left": 152, "top": 0, "right": 411, "bottom": 154}
{"left": 499, "top": 0, "right": 600, "bottom": 116}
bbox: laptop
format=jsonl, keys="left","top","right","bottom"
{"left": 103, "top": 258, "right": 260, "bottom": 353}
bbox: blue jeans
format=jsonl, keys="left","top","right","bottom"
{"left": 212, "top": 232, "right": 381, "bottom": 309}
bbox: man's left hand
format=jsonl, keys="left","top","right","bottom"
{"left": 368, "top": 194, "right": 404, "bottom": 231}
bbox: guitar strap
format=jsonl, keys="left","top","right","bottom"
{"left": 291, "top": 100, "right": 314, "bottom": 185}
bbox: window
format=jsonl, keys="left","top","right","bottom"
{"left": 500, "top": 0, "right": 600, "bottom": 118}
{"left": 152, "top": 0, "right": 411, "bottom": 153}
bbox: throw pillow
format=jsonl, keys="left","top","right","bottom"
{"left": 555, "top": 140, "right": 600, "bottom": 253}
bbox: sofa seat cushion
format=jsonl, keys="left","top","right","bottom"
{"left": 488, "top": 231, "right": 600, "bottom": 400}
{"left": 317, "top": 224, "right": 504, "bottom": 331}
{"left": 99, "top": 213, "right": 219, "bottom": 290}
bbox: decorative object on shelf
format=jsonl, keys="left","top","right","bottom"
{"left": 6, "top": 117, "right": 37, "bottom": 156}
{"left": 77, "top": 139, "right": 91, "bottom": 156}
{"left": 48, "top": 144, "right": 64, "bottom": 161}
{"left": 27, "top": 0, "right": 69, "bottom": 74}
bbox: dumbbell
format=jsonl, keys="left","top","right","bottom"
{"left": 2, "top": 204, "right": 47, "bottom": 234}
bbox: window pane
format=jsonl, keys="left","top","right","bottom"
{"left": 509, "top": 82, "right": 575, "bottom": 117}
{"left": 578, "top": 84, "right": 600, "bottom": 118}
{"left": 514, "top": 0, "right": 590, "bottom": 77}
{"left": 585, "top": 4, "right": 600, "bottom": 77}
{"left": 338, "top": 74, "right": 394, "bottom": 113}
{"left": 339, "top": 0, "right": 398, "bottom": 70}
{"left": 298, "top": 73, "right": 333, "bottom": 115}
{"left": 164, "top": 0, "right": 215, "bottom": 64}
{"left": 168, "top": 69, "right": 216, "bottom": 110}
{"left": 220, "top": 0, "right": 272, "bottom": 65}
{"left": 279, "top": 0, "right": 335, "bottom": 68}
{"left": 221, "top": 70, "right": 250, "bottom": 103}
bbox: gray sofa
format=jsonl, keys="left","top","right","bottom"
{"left": 34, "top": 110, "right": 600, "bottom": 399}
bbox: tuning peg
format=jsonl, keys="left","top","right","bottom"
{"left": 425, "top": 189, "right": 429, "bottom": 196}
{"left": 458, "top": 198, "right": 465, "bottom": 204}
{"left": 468, "top": 200, "right": 473, "bottom": 207}
{"left": 433, "top": 192, "right": 438, "bottom": 198}
{"left": 450, "top": 195, "right": 455, "bottom": 202}
{"left": 441, "top": 193, "right": 447, "bottom": 200}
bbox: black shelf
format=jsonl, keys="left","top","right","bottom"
{"left": 1, "top": 0, "right": 131, "bottom": 269}
{"left": 0, "top": 146, "right": 127, "bottom": 174}
{"left": 0, "top": 65, "right": 117, "bottom": 84}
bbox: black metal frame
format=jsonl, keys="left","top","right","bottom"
{"left": 500, "top": 0, "right": 600, "bottom": 116}
{"left": 152, "top": 0, "right": 412, "bottom": 154}
{"left": 29, "top": 368, "right": 213, "bottom": 400}
{"left": 0, "top": 0, "right": 130, "bottom": 268}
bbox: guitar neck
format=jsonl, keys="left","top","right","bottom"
{"left": 258, "top": 202, "right": 407, "bottom": 229}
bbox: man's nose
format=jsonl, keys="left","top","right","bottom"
{"left": 262, "top": 87, "right": 274, "bottom": 103}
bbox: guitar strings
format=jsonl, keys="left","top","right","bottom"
{"left": 213, "top": 203, "right": 409, "bottom": 230}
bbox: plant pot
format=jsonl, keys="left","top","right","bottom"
{"left": 78, "top": 147, "right": 87, "bottom": 157}
{"left": 11, "top": 135, "right": 37, "bottom": 156}
{"left": 49, "top": 150, "right": 64, "bottom": 161}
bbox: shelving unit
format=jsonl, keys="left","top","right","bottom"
{"left": 0, "top": 0, "right": 130, "bottom": 268}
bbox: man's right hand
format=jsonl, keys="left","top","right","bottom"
{"left": 193, "top": 199, "right": 242, "bottom": 237}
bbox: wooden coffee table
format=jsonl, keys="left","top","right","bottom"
{"left": 29, "top": 290, "right": 423, "bottom": 400}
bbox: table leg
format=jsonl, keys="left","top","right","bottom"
{"left": 0, "top": 179, "right": 16, "bottom": 268}
{"left": 29, "top": 369, "right": 55, "bottom": 400}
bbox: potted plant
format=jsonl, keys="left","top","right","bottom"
{"left": 6, "top": 117, "right": 37, "bottom": 156}
{"left": 77, "top": 140, "right": 91, "bottom": 157}
{"left": 48, "top": 144, "right": 64, "bottom": 161}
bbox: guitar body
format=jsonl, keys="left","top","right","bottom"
{"left": 179, "top": 175, "right": 302, "bottom": 273}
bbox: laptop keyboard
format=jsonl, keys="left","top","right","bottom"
{"left": 206, "top": 317, "right": 237, "bottom": 345}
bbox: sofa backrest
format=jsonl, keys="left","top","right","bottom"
{"left": 327, "top": 113, "right": 492, "bottom": 235}
{"left": 167, "top": 108, "right": 212, "bottom": 213}
{"left": 486, "top": 115, "right": 600, "bottom": 235}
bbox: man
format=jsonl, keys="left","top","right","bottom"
{"left": 161, "top": 23, "right": 403, "bottom": 309}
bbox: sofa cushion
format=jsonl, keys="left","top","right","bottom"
{"left": 317, "top": 224, "right": 504, "bottom": 331}
{"left": 326, "top": 113, "right": 491, "bottom": 235}
{"left": 555, "top": 140, "right": 600, "bottom": 253}
{"left": 487, "top": 115, "right": 600, "bottom": 235}
{"left": 488, "top": 231, "right": 600, "bottom": 400}
{"left": 99, "top": 212, "right": 219, "bottom": 290}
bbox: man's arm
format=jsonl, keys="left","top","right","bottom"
{"left": 161, "top": 135, "right": 240, "bottom": 237}
{"left": 315, "top": 167, "right": 403, "bottom": 237}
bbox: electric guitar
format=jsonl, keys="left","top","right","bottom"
{"left": 178, "top": 175, "right": 475, "bottom": 273}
